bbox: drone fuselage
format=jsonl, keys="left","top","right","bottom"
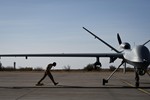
{"left": 123, "top": 45, "right": 150, "bottom": 75}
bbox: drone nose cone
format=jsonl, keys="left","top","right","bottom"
{"left": 124, "top": 45, "right": 150, "bottom": 69}
{"left": 133, "top": 45, "right": 150, "bottom": 62}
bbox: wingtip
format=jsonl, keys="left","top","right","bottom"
{"left": 82, "top": 27, "right": 86, "bottom": 29}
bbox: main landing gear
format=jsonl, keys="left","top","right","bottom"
{"left": 102, "top": 61, "right": 146, "bottom": 87}
{"left": 102, "top": 61, "right": 124, "bottom": 85}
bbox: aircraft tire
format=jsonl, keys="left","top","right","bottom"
{"left": 102, "top": 79, "right": 108, "bottom": 85}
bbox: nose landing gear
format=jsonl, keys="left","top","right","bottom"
{"left": 135, "top": 68, "right": 147, "bottom": 87}
{"left": 135, "top": 72, "right": 139, "bottom": 87}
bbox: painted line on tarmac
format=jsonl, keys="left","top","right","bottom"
{"left": 121, "top": 80, "right": 150, "bottom": 96}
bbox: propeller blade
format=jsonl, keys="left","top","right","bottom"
{"left": 117, "top": 33, "right": 122, "bottom": 45}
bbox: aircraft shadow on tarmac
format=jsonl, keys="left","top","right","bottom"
{"left": 56, "top": 85, "right": 150, "bottom": 89}
{"left": 0, "top": 85, "right": 149, "bottom": 89}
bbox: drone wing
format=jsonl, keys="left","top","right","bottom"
{"left": 0, "top": 53, "right": 123, "bottom": 58}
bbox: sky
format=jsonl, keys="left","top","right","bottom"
{"left": 0, "top": 0, "right": 150, "bottom": 69}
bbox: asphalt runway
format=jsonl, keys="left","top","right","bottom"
{"left": 0, "top": 71, "right": 149, "bottom": 100}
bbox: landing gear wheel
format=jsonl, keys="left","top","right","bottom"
{"left": 103, "top": 79, "right": 108, "bottom": 85}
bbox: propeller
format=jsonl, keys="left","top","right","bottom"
{"left": 117, "top": 33, "right": 122, "bottom": 45}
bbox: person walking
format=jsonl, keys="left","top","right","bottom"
{"left": 36, "top": 62, "right": 58, "bottom": 86}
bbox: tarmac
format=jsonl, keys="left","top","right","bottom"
{"left": 0, "top": 71, "right": 149, "bottom": 100}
